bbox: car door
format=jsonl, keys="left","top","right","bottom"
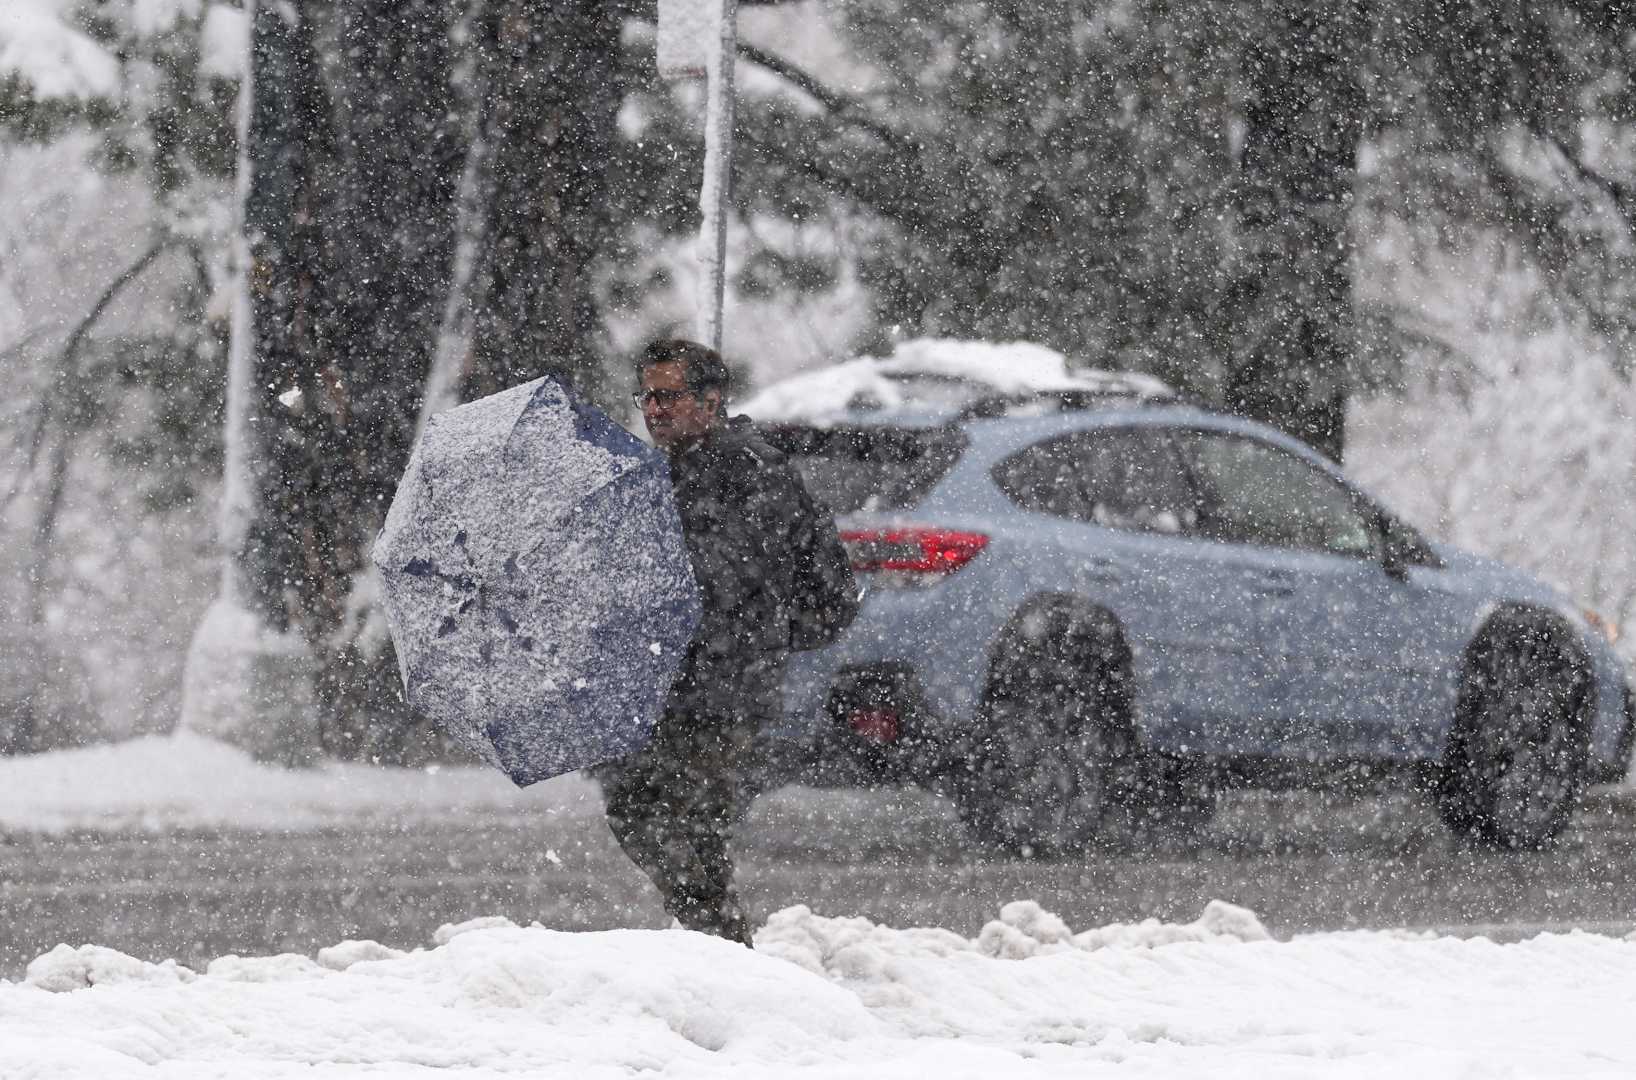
{"left": 1168, "top": 429, "right": 1463, "bottom": 755}
{"left": 989, "top": 425, "right": 1302, "bottom": 751}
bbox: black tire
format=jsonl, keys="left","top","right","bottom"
{"left": 1436, "top": 614, "right": 1592, "bottom": 849}
{"left": 953, "top": 607, "right": 1141, "bottom": 856}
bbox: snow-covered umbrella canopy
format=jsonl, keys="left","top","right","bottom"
{"left": 372, "top": 377, "right": 701, "bottom": 786}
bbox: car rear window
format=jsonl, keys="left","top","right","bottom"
{"left": 758, "top": 425, "right": 968, "bottom": 513}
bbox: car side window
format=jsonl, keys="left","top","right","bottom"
{"left": 993, "top": 428, "right": 1199, "bottom": 535}
{"left": 1172, "top": 431, "right": 1377, "bottom": 558}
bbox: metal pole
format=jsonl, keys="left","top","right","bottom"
{"left": 696, "top": 0, "right": 736, "bottom": 350}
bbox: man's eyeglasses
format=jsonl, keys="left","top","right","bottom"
{"left": 633, "top": 387, "right": 694, "bottom": 409}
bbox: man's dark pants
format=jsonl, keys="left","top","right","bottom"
{"left": 599, "top": 693, "right": 763, "bottom": 945}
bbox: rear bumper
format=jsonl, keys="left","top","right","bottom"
{"left": 774, "top": 577, "right": 1005, "bottom": 747}
{"left": 772, "top": 663, "right": 950, "bottom": 786}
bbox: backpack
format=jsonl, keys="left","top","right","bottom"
{"left": 786, "top": 482, "right": 861, "bottom": 652}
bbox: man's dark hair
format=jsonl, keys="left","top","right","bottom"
{"left": 637, "top": 338, "right": 730, "bottom": 406}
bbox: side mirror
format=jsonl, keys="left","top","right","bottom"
{"left": 1381, "top": 527, "right": 1412, "bottom": 581}
{"left": 1378, "top": 512, "right": 1441, "bottom": 580}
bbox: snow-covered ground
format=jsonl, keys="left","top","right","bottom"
{"left": 5, "top": 735, "right": 1636, "bottom": 1077}
{"left": 10, "top": 893, "right": 1636, "bottom": 1077}
{"left": 0, "top": 732, "right": 597, "bottom": 834}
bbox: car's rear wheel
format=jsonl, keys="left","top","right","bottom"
{"left": 954, "top": 607, "right": 1140, "bottom": 856}
{"left": 1436, "top": 613, "right": 1591, "bottom": 849}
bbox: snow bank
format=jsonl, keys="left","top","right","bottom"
{"left": 0, "top": 732, "right": 598, "bottom": 834}
{"left": 738, "top": 338, "right": 1173, "bottom": 425}
{"left": 6, "top": 903, "right": 1636, "bottom": 1077}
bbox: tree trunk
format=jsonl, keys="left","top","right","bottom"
{"left": 184, "top": 0, "right": 628, "bottom": 763}
{"left": 462, "top": 0, "right": 623, "bottom": 401}
{"left": 180, "top": 0, "right": 324, "bottom": 763}
{"left": 298, "top": 0, "right": 464, "bottom": 759}
{"left": 1224, "top": 0, "right": 1364, "bottom": 462}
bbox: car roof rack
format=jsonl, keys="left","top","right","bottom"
{"left": 953, "top": 383, "right": 1184, "bottom": 422}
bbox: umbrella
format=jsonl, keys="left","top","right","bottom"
{"left": 371, "top": 376, "right": 701, "bottom": 786}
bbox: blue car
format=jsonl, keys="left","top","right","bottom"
{"left": 756, "top": 381, "right": 1634, "bottom": 852}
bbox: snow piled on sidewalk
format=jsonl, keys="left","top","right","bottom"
{"left": 0, "top": 732, "right": 599, "bottom": 833}
{"left": 7, "top": 901, "right": 1636, "bottom": 1078}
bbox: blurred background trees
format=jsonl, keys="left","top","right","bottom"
{"left": 3, "top": 0, "right": 1634, "bottom": 757}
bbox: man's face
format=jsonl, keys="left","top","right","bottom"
{"left": 639, "top": 360, "right": 722, "bottom": 451}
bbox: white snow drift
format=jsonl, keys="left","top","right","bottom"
{"left": 8, "top": 900, "right": 1636, "bottom": 1078}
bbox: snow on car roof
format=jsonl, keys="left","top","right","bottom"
{"left": 737, "top": 338, "right": 1173, "bottom": 425}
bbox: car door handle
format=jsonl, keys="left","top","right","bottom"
{"left": 1079, "top": 557, "right": 1122, "bottom": 585}
{"left": 1244, "top": 569, "right": 1296, "bottom": 596}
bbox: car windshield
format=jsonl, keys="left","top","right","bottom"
{"left": 758, "top": 424, "right": 968, "bottom": 513}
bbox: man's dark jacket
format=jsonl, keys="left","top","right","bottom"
{"left": 664, "top": 415, "right": 858, "bottom": 726}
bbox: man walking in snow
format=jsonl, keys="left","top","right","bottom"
{"left": 599, "top": 338, "right": 858, "bottom": 945}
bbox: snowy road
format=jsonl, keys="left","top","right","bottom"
{"left": 4, "top": 781, "right": 1634, "bottom": 978}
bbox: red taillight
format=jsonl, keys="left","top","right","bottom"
{"left": 848, "top": 707, "right": 901, "bottom": 743}
{"left": 840, "top": 527, "right": 989, "bottom": 575}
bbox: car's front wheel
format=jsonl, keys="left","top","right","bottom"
{"left": 953, "top": 607, "right": 1140, "bottom": 856}
{"left": 1436, "top": 613, "right": 1592, "bottom": 849}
